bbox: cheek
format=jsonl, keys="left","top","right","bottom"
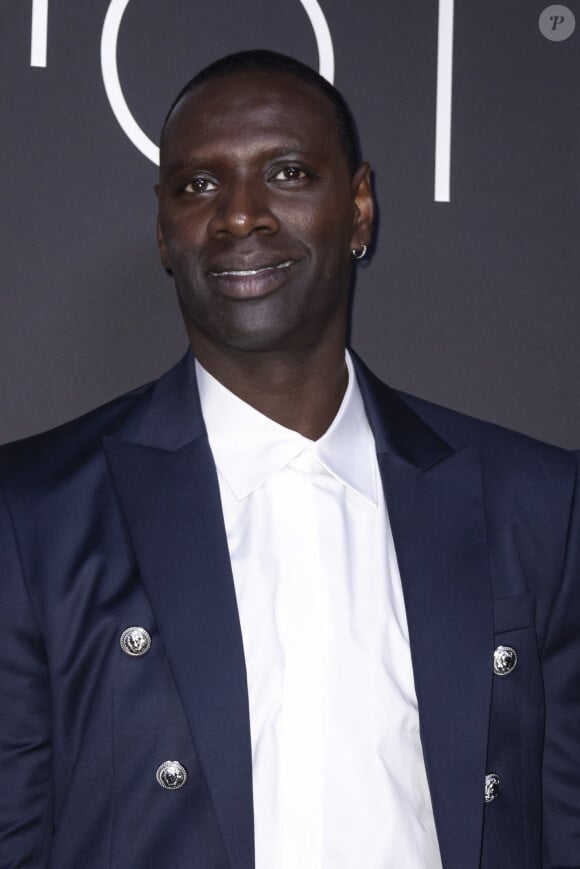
{"left": 161, "top": 210, "right": 206, "bottom": 253}
{"left": 163, "top": 231, "right": 204, "bottom": 277}
{"left": 302, "top": 196, "right": 356, "bottom": 249}
{"left": 312, "top": 220, "right": 354, "bottom": 278}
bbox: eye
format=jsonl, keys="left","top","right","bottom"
{"left": 183, "top": 176, "right": 217, "bottom": 194}
{"left": 272, "top": 165, "right": 309, "bottom": 182}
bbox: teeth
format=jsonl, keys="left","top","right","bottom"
{"left": 211, "top": 260, "right": 292, "bottom": 277}
{"left": 219, "top": 268, "right": 261, "bottom": 277}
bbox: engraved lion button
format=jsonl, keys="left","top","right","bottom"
{"left": 485, "top": 773, "right": 501, "bottom": 803}
{"left": 156, "top": 760, "right": 187, "bottom": 790}
{"left": 493, "top": 645, "right": 517, "bottom": 676}
{"left": 119, "top": 626, "right": 151, "bottom": 657}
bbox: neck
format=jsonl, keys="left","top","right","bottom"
{"left": 190, "top": 339, "right": 349, "bottom": 441}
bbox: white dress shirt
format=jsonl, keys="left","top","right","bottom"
{"left": 196, "top": 352, "right": 442, "bottom": 868}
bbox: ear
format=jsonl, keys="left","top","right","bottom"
{"left": 350, "top": 162, "right": 374, "bottom": 252}
{"left": 154, "top": 184, "right": 173, "bottom": 274}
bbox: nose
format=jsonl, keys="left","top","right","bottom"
{"left": 208, "top": 177, "right": 279, "bottom": 239}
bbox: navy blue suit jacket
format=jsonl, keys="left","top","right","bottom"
{"left": 1, "top": 350, "right": 579, "bottom": 868}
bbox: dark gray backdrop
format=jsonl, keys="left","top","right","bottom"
{"left": 1, "top": 1, "right": 578, "bottom": 447}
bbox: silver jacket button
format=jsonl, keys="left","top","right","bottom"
{"left": 493, "top": 645, "right": 517, "bottom": 676}
{"left": 120, "top": 626, "right": 151, "bottom": 657}
{"left": 485, "top": 773, "right": 501, "bottom": 803}
{"left": 156, "top": 760, "right": 188, "bottom": 790}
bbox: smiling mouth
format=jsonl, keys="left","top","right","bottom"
{"left": 209, "top": 260, "right": 294, "bottom": 277}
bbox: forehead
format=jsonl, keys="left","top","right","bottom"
{"left": 160, "top": 71, "right": 345, "bottom": 167}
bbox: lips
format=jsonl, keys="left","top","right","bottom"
{"left": 207, "top": 259, "right": 297, "bottom": 300}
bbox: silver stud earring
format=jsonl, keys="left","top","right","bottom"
{"left": 352, "top": 244, "right": 367, "bottom": 261}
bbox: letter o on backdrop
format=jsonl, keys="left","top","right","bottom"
{"left": 100, "top": 0, "right": 335, "bottom": 165}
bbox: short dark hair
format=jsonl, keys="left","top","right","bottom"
{"left": 161, "top": 49, "right": 360, "bottom": 175}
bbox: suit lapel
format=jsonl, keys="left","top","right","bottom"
{"left": 103, "top": 353, "right": 253, "bottom": 869}
{"left": 355, "top": 355, "right": 494, "bottom": 869}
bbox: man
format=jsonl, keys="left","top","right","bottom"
{"left": 0, "top": 50, "right": 579, "bottom": 869}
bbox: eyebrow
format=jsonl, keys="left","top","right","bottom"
{"left": 162, "top": 147, "right": 325, "bottom": 176}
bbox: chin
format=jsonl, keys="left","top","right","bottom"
{"left": 216, "top": 326, "right": 299, "bottom": 354}
{"left": 187, "top": 315, "right": 313, "bottom": 357}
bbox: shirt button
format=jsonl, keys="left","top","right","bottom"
{"left": 156, "top": 760, "right": 188, "bottom": 790}
{"left": 120, "top": 626, "right": 151, "bottom": 657}
{"left": 485, "top": 773, "right": 501, "bottom": 803}
{"left": 493, "top": 645, "right": 517, "bottom": 676}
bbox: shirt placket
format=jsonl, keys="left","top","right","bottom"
{"left": 273, "top": 450, "right": 325, "bottom": 869}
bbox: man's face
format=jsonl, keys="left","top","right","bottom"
{"left": 156, "top": 71, "right": 373, "bottom": 357}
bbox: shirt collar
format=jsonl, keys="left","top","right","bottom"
{"left": 196, "top": 351, "right": 378, "bottom": 506}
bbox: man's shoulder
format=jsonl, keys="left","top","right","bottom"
{"left": 0, "top": 372, "right": 158, "bottom": 485}
{"left": 400, "top": 388, "right": 573, "bottom": 466}
{"left": 388, "top": 383, "right": 579, "bottom": 523}
{"left": 353, "top": 352, "right": 577, "bottom": 486}
{"left": 400, "top": 388, "right": 565, "bottom": 454}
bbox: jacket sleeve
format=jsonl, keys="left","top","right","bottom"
{"left": 542, "top": 452, "right": 580, "bottom": 867}
{"left": 0, "top": 486, "right": 53, "bottom": 867}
